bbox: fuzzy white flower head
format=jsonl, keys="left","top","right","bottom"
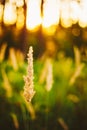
{"left": 24, "top": 46, "right": 35, "bottom": 102}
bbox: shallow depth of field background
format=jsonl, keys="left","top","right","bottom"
{"left": 0, "top": 0, "right": 87, "bottom": 130}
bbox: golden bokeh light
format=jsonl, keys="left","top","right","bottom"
{"left": 42, "top": 0, "right": 60, "bottom": 35}
{"left": 60, "top": 0, "right": 72, "bottom": 28}
{"left": 78, "top": 1, "right": 87, "bottom": 28}
{"left": 70, "top": 1, "right": 80, "bottom": 24}
{"left": 3, "top": 2, "right": 17, "bottom": 25}
{"left": 9, "top": 0, "right": 24, "bottom": 7}
{"left": 0, "top": 4, "right": 4, "bottom": 23}
{"left": 42, "top": 25, "right": 57, "bottom": 36}
{"left": 1, "top": 0, "right": 87, "bottom": 31}
{"left": 42, "top": 0, "right": 60, "bottom": 28}
{"left": 26, "top": 0, "right": 42, "bottom": 31}
{"left": 16, "top": 7, "right": 25, "bottom": 30}
{"left": 15, "top": 0, "right": 24, "bottom": 7}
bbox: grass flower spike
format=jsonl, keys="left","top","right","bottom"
{"left": 24, "top": 46, "right": 35, "bottom": 102}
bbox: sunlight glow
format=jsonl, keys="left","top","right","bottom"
{"left": 9, "top": 0, "right": 16, "bottom": 4}
{"left": 70, "top": 1, "right": 80, "bottom": 24}
{"left": 2, "top": 0, "right": 87, "bottom": 30}
{"left": 60, "top": 1, "right": 72, "bottom": 28}
{"left": 26, "top": 0, "right": 42, "bottom": 31}
{"left": 42, "top": 0, "right": 60, "bottom": 27}
{"left": 78, "top": 0, "right": 87, "bottom": 27}
{"left": 16, "top": 7, "right": 25, "bottom": 29}
{"left": 9, "top": 0, "right": 24, "bottom": 7}
{"left": 3, "top": 2, "right": 17, "bottom": 25}
{"left": 15, "top": 0, "right": 24, "bottom": 7}
{"left": 0, "top": 4, "right": 3, "bottom": 23}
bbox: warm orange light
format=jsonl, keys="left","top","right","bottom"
{"left": 70, "top": 1, "right": 79, "bottom": 24}
{"left": 61, "top": 18, "right": 72, "bottom": 28}
{"left": 9, "top": 0, "right": 24, "bottom": 7}
{"left": 42, "top": 25, "right": 57, "bottom": 36}
{"left": 78, "top": 1, "right": 87, "bottom": 28}
{"left": 0, "top": 4, "right": 3, "bottom": 23}
{"left": 2, "top": 0, "right": 87, "bottom": 30}
{"left": 60, "top": 1, "right": 72, "bottom": 28}
{"left": 9, "top": 0, "right": 16, "bottom": 4}
{"left": 16, "top": 7, "right": 25, "bottom": 30}
{"left": 79, "top": 16, "right": 87, "bottom": 28}
{"left": 3, "top": 2, "right": 17, "bottom": 25}
{"left": 42, "top": 0, "right": 60, "bottom": 28}
{"left": 16, "top": 0, "right": 24, "bottom": 7}
{"left": 26, "top": 0, "right": 42, "bottom": 31}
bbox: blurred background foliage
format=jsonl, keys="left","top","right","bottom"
{"left": 0, "top": 0, "right": 87, "bottom": 130}
{"left": 0, "top": 30, "right": 87, "bottom": 130}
